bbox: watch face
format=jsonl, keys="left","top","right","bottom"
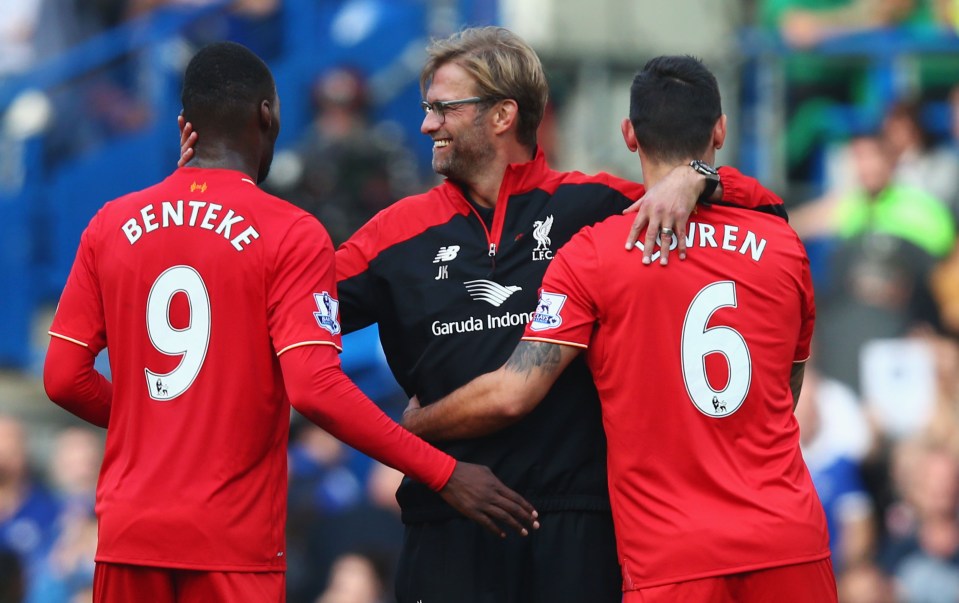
{"left": 691, "top": 160, "right": 719, "bottom": 177}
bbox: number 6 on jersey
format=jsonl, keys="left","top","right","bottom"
{"left": 145, "top": 265, "right": 211, "bottom": 400}
{"left": 681, "top": 281, "right": 752, "bottom": 417}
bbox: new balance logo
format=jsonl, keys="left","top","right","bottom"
{"left": 465, "top": 280, "right": 522, "bottom": 307}
{"left": 433, "top": 245, "right": 460, "bottom": 263}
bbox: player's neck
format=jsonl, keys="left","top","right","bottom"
{"left": 189, "top": 143, "right": 260, "bottom": 182}
{"left": 640, "top": 150, "right": 716, "bottom": 190}
{"left": 458, "top": 143, "right": 533, "bottom": 208}
{"left": 640, "top": 161, "right": 685, "bottom": 190}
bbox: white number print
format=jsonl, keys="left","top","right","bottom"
{"left": 144, "top": 266, "right": 211, "bottom": 401}
{"left": 681, "top": 281, "right": 751, "bottom": 417}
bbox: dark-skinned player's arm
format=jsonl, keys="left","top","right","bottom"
{"left": 280, "top": 343, "right": 539, "bottom": 538}
{"left": 401, "top": 341, "right": 580, "bottom": 442}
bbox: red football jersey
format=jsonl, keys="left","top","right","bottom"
{"left": 49, "top": 167, "right": 349, "bottom": 571}
{"left": 524, "top": 204, "right": 828, "bottom": 589}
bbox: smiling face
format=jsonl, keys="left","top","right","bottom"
{"left": 420, "top": 62, "right": 496, "bottom": 184}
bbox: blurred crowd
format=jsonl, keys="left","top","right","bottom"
{"left": 0, "top": 0, "right": 284, "bottom": 169}
{"left": 771, "top": 4, "right": 959, "bottom": 601}
{"left": 263, "top": 66, "right": 424, "bottom": 247}
{"left": 0, "top": 412, "right": 406, "bottom": 603}
{"left": 0, "top": 326, "right": 416, "bottom": 603}
{"left": 0, "top": 0, "right": 284, "bottom": 78}
{"left": 760, "top": 0, "right": 959, "bottom": 192}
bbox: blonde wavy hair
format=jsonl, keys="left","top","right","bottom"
{"left": 420, "top": 27, "right": 548, "bottom": 148}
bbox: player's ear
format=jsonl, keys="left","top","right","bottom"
{"left": 713, "top": 114, "right": 727, "bottom": 151}
{"left": 621, "top": 118, "right": 638, "bottom": 153}
{"left": 491, "top": 99, "right": 519, "bottom": 135}
{"left": 259, "top": 99, "right": 273, "bottom": 132}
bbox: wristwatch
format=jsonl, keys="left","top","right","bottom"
{"left": 690, "top": 160, "right": 720, "bottom": 202}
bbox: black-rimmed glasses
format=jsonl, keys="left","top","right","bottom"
{"left": 420, "top": 97, "right": 488, "bottom": 123}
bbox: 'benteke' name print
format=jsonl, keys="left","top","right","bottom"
{"left": 120, "top": 200, "right": 259, "bottom": 251}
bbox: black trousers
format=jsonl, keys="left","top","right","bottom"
{"left": 395, "top": 511, "right": 622, "bottom": 603}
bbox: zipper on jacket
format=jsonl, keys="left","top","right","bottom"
{"left": 460, "top": 200, "right": 498, "bottom": 274}
{"left": 458, "top": 171, "right": 515, "bottom": 275}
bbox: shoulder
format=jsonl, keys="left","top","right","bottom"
{"left": 371, "top": 184, "right": 461, "bottom": 222}
{"left": 703, "top": 204, "right": 809, "bottom": 257}
{"left": 341, "top": 183, "right": 464, "bottom": 251}
{"left": 561, "top": 214, "right": 632, "bottom": 257}
{"left": 544, "top": 169, "right": 643, "bottom": 199}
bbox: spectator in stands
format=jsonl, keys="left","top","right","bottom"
{"left": 929, "top": 86, "right": 959, "bottom": 336}
{"left": 798, "top": 133, "right": 955, "bottom": 392}
{"left": 267, "top": 66, "right": 423, "bottom": 246}
{"left": 837, "top": 561, "right": 899, "bottom": 603}
{"left": 286, "top": 419, "right": 368, "bottom": 600}
{"left": 881, "top": 99, "right": 959, "bottom": 217}
{"left": 29, "top": 427, "right": 103, "bottom": 603}
{"left": 796, "top": 366, "right": 876, "bottom": 571}
{"left": 933, "top": 242, "right": 959, "bottom": 337}
{"left": 29, "top": 0, "right": 152, "bottom": 168}
{"left": 759, "top": 0, "right": 933, "bottom": 187}
{"left": 127, "top": 0, "right": 285, "bottom": 60}
{"left": 315, "top": 551, "right": 390, "bottom": 603}
{"left": 0, "top": 415, "right": 62, "bottom": 603}
{"left": 919, "top": 335, "right": 959, "bottom": 451}
{"left": 880, "top": 442, "right": 959, "bottom": 603}
{"left": 0, "top": 0, "right": 43, "bottom": 77}
{"left": 313, "top": 464, "right": 404, "bottom": 597}
{"left": 288, "top": 450, "right": 406, "bottom": 603}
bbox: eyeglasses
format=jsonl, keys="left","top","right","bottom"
{"left": 420, "top": 97, "right": 488, "bottom": 123}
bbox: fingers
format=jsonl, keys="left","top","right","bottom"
{"left": 626, "top": 203, "right": 689, "bottom": 266}
{"left": 442, "top": 463, "right": 539, "bottom": 538}
{"left": 624, "top": 201, "right": 647, "bottom": 252}
{"left": 657, "top": 228, "right": 672, "bottom": 266}
{"left": 472, "top": 510, "right": 508, "bottom": 539}
{"left": 178, "top": 115, "right": 187, "bottom": 144}
{"left": 641, "top": 214, "right": 660, "bottom": 266}
{"left": 178, "top": 145, "right": 195, "bottom": 168}
{"left": 178, "top": 119, "right": 197, "bottom": 168}
{"left": 674, "top": 215, "right": 689, "bottom": 261}
{"left": 474, "top": 490, "right": 539, "bottom": 539}
{"left": 494, "top": 483, "right": 539, "bottom": 530}
{"left": 487, "top": 501, "right": 530, "bottom": 537}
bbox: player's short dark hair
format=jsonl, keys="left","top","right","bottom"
{"left": 629, "top": 55, "right": 721, "bottom": 163}
{"left": 181, "top": 41, "right": 275, "bottom": 133}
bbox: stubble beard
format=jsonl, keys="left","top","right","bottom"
{"left": 432, "top": 114, "right": 496, "bottom": 184}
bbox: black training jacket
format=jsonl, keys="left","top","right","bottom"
{"left": 335, "top": 147, "right": 783, "bottom": 523}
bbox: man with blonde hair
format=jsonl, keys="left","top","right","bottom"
{"left": 180, "top": 26, "right": 787, "bottom": 603}
{"left": 403, "top": 54, "right": 836, "bottom": 603}
{"left": 338, "top": 28, "right": 787, "bottom": 603}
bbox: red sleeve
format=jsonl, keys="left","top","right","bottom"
{"left": 268, "top": 216, "right": 343, "bottom": 354}
{"left": 49, "top": 212, "right": 108, "bottom": 353}
{"left": 523, "top": 227, "right": 600, "bottom": 347}
{"left": 43, "top": 336, "right": 112, "bottom": 428}
{"left": 717, "top": 167, "right": 785, "bottom": 212}
{"left": 279, "top": 344, "right": 456, "bottom": 491}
